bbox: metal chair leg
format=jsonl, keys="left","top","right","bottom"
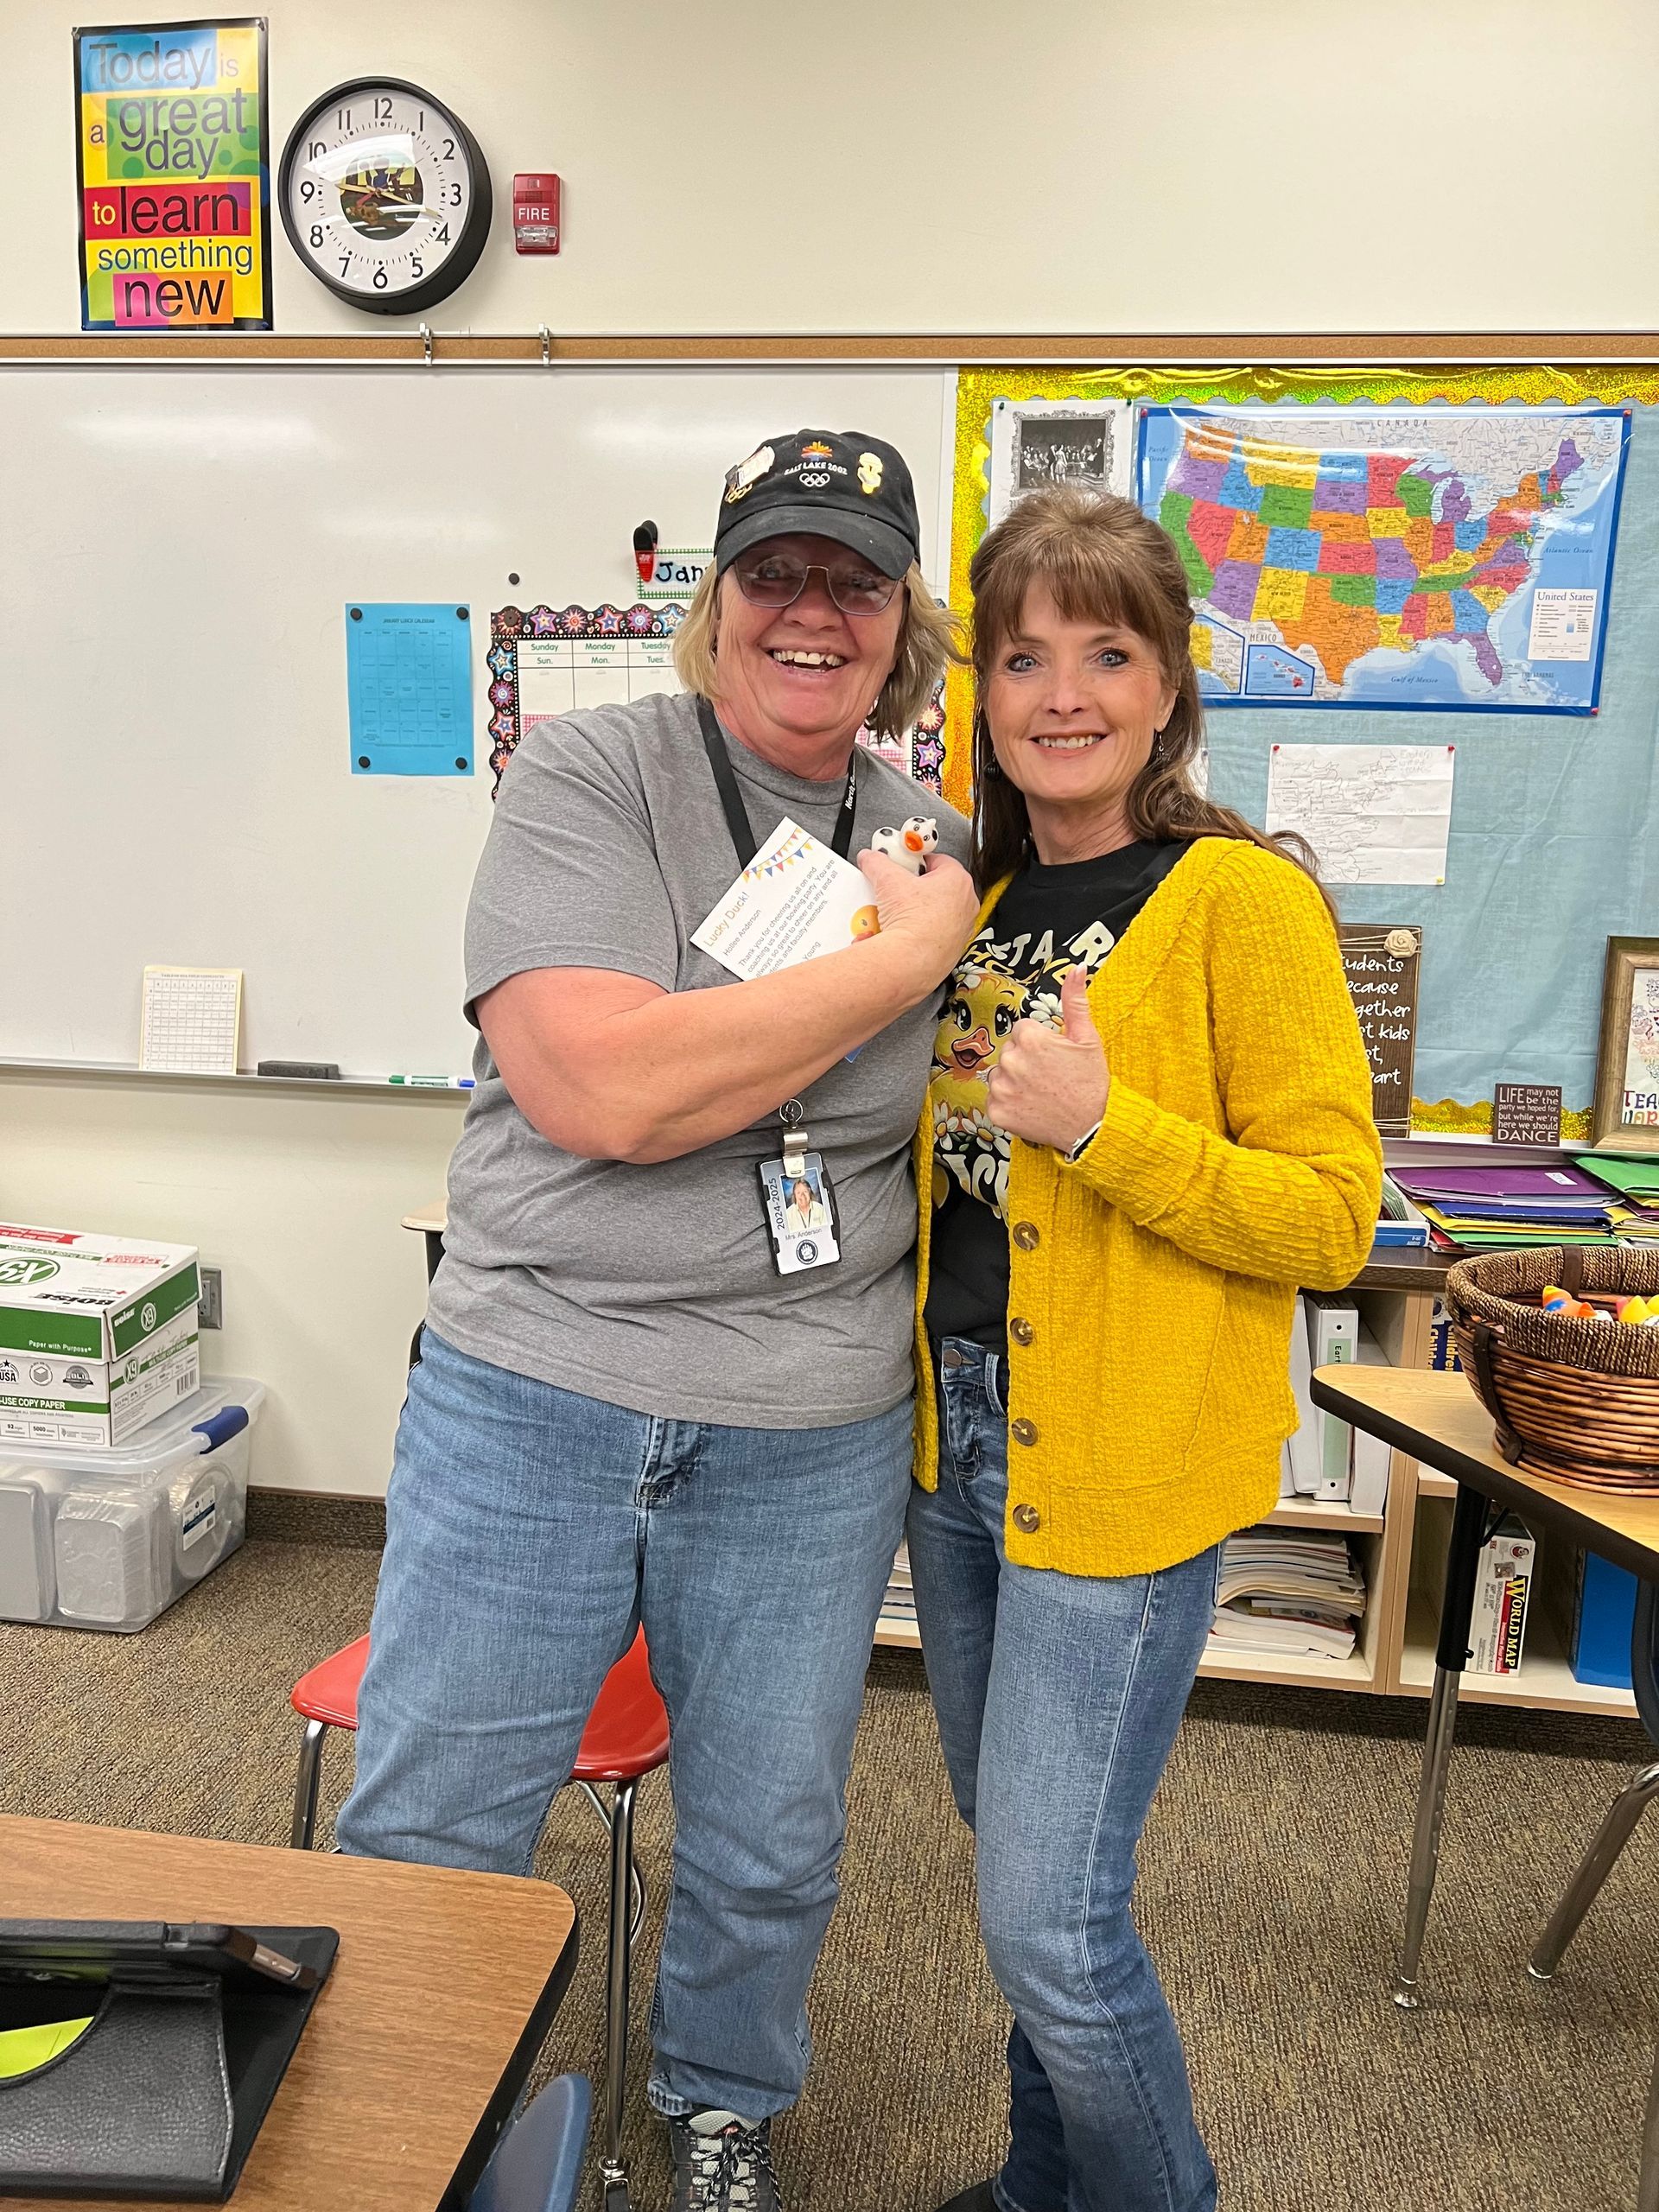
{"left": 1529, "top": 1759, "right": 1659, "bottom": 1980}
{"left": 599, "top": 1778, "right": 639, "bottom": 2211}
{"left": 575, "top": 1779, "right": 647, "bottom": 1942}
{"left": 289, "top": 1719, "right": 329, "bottom": 1850}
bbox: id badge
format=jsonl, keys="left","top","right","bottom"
{"left": 759, "top": 1151, "right": 842, "bottom": 1275}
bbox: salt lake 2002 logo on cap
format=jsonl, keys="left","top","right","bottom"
{"left": 797, "top": 439, "right": 835, "bottom": 489}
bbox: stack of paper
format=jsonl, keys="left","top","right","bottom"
{"left": 1390, "top": 1163, "right": 1624, "bottom": 1250}
{"left": 1210, "top": 1529, "right": 1367, "bottom": 1661}
{"left": 879, "top": 1542, "right": 915, "bottom": 1631}
{"left": 1581, "top": 1155, "right": 1659, "bottom": 1247}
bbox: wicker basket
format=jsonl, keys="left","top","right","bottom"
{"left": 1444, "top": 1246, "right": 1659, "bottom": 1492}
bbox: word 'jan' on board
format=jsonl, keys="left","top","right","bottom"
{"left": 1493, "top": 1082, "right": 1564, "bottom": 1147}
{"left": 1338, "top": 923, "right": 1421, "bottom": 1136}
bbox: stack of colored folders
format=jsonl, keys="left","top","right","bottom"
{"left": 1389, "top": 1162, "right": 1624, "bottom": 1252}
{"left": 1580, "top": 1154, "right": 1659, "bottom": 1247}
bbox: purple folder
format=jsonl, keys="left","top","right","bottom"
{"left": 1392, "top": 1163, "right": 1609, "bottom": 1204}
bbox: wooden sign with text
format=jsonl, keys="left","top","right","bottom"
{"left": 1338, "top": 924, "right": 1421, "bottom": 1137}
{"left": 1493, "top": 1083, "right": 1563, "bottom": 1146}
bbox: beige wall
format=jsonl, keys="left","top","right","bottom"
{"left": 0, "top": 1073, "right": 463, "bottom": 1496}
{"left": 9, "top": 0, "right": 1658, "bottom": 337}
{"left": 8, "top": 0, "right": 1657, "bottom": 1494}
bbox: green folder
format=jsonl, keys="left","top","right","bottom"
{"left": 1582, "top": 1154, "right": 1659, "bottom": 1203}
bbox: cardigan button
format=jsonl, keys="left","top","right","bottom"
{"left": 1010, "top": 1419, "right": 1038, "bottom": 1447}
{"left": 1012, "top": 1503, "right": 1040, "bottom": 1534}
{"left": 1009, "top": 1317, "right": 1034, "bottom": 1346}
{"left": 1012, "top": 1221, "right": 1040, "bottom": 1251}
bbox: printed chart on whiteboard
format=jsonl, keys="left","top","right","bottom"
{"left": 139, "top": 966, "right": 243, "bottom": 1075}
{"left": 486, "top": 602, "right": 688, "bottom": 789}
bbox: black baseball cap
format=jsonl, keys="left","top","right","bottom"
{"left": 714, "top": 429, "right": 921, "bottom": 580}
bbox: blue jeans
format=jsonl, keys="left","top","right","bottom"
{"left": 907, "top": 1338, "right": 1220, "bottom": 2212}
{"left": 337, "top": 1329, "right": 912, "bottom": 2122}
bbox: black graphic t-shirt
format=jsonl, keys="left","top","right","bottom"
{"left": 924, "top": 839, "right": 1193, "bottom": 1350}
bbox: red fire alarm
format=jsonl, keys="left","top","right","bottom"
{"left": 512, "top": 173, "right": 561, "bottom": 254}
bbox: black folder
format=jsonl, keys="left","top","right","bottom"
{"left": 0, "top": 1920, "right": 339, "bottom": 2200}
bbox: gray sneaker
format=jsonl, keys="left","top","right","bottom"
{"left": 667, "top": 2109, "right": 781, "bottom": 2212}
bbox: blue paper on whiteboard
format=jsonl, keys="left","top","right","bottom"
{"left": 346, "top": 604, "right": 474, "bottom": 776}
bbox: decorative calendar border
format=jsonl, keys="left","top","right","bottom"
{"left": 485, "top": 601, "right": 944, "bottom": 798}
{"left": 486, "top": 601, "right": 688, "bottom": 790}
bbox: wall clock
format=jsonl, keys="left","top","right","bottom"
{"left": 278, "top": 78, "right": 492, "bottom": 315}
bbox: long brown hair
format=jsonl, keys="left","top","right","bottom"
{"left": 967, "top": 486, "right": 1333, "bottom": 912}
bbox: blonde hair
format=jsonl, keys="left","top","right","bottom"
{"left": 671, "top": 562, "right": 962, "bottom": 740}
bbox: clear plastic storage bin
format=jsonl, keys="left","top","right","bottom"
{"left": 0, "top": 1376, "right": 264, "bottom": 1631}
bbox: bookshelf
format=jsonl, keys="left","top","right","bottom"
{"left": 873, "top": 1249, "right": 1645, "bottom": 1719}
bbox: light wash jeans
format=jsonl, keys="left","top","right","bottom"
{"left": 336, "top": 1328, "right": 912, "bottom": 2122}
{"left": 907, "top": 1338, "right": 1220, "bottom": 2212}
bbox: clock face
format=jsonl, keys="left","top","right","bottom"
{"left": 278, "top": 79, "right": 492, "bottom": 315}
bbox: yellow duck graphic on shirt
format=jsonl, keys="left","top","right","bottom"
{"left": 931, "top": 963, "right": 1050, "bottom": 1217}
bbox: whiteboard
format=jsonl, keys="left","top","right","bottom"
{"left": 0, "top": 364, "right": 953, "bottom": 1073}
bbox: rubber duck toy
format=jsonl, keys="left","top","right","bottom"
{"left": 869, "top": 817, "right": 939, "bottom": 874}
{"left": 1541, "top": 1284, "right": 1599, "bottom": 1319}
{"left": 1615, "top": 1294, "right": 1659, "bottom": 1325}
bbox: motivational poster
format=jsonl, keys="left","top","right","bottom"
{"left": 74, "top": 18, "right": 270, "bottom": 332}
{"left": 1338, "top": 924, "right": 1421, "bottom": 1136}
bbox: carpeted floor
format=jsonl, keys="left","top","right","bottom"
{"left": 3, "top": 1531, "right": 1655, "bottom": 2211}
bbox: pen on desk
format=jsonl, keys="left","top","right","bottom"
{"left": 385, "top": 1075, "right": 475, "bottom": 1090}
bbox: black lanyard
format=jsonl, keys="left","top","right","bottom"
{"left": 696, "top": 696, "right": 858, "bottom": 868}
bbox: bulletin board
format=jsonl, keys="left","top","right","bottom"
{"left": 946, "top": 365, "right": 1659, "bottom": 1138}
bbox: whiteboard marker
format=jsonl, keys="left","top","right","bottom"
{"left": 385, "top": 1074, "right": 475, "bottom": 1090}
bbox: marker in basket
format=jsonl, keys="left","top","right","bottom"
{"left": 385, "top": 1074, "right": 475, "bottom": 1090}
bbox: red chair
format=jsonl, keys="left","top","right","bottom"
{"left": 290, "top": 1628, "right": 670, "bottom": 2212}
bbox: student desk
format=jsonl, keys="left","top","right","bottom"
{"left": 1308, "top": 1363, "right": 1659, "bottom": 2209}
{"left": 2, "top": 1815, "right": 578, "bottom": 2212}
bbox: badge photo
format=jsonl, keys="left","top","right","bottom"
{"left": 758, "top": 1154, "right": 842, "bottom": 1276}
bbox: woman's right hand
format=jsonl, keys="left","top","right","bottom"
{"left": 856, "top": 849, "right": 981, "bottom": 1000}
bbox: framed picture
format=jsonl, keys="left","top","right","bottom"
{"left": 1592, "top": 937, "right": 1659, "bottom": 1152}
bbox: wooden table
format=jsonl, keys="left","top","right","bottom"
{"left": 2, "top": 1817, "right": 578, "bottom": 2212}
{"left": 1308, "top": 1364, "right": 1659, "bottom": 2211}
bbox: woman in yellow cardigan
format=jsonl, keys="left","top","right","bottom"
{"left": 912, "top": 488, "right": 1381, "bottom": 2212}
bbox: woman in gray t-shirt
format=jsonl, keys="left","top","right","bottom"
{"left": 337, "top": 428, "right": 977, "bottom": 2212}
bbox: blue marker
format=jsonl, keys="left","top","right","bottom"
{"left": 385, "top": 1075, "right": 475, "bottom": 1090}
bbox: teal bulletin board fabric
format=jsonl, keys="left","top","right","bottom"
{"left": 1205, "top": 406, "right": 1659, "bottom": 1131}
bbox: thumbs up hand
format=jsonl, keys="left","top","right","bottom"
{"left": 986, "top": 964, "right": 1111, "bottom": 1154}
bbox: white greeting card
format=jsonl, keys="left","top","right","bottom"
{"left": 692, "top": 818, "right": 880, "bottom": 982}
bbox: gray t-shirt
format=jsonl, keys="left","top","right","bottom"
{"left": 429, "top": 689, "right": 970, "bottom": 1428}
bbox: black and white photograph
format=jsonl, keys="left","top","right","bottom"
{"left": 988, "top": 396, "right": 1133, "bottom": 524}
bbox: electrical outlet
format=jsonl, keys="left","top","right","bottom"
{"left": 199, "top": 1267, "right": 223, "bottom": 1331}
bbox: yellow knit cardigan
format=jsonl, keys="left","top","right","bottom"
{"left": 912, "top": 836, "right": 1382, "bottom": 1579}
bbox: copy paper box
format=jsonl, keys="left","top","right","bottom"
{"left": 0, "top": 1225, "right": 200, "bottom": 1447}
